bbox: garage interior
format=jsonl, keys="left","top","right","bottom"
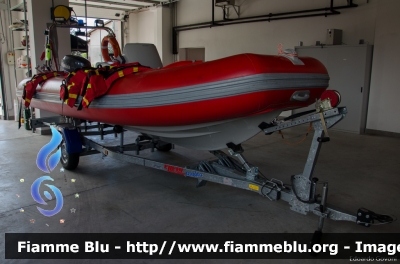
{"left": 1, "top": 0, "right": 400, "bottom": 263}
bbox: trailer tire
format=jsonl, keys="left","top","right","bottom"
{"left": 60, "top": 141, "right": 80, "bottom": 170}
{"left": 156, "top": 143, "right": 172, "bottom": 152}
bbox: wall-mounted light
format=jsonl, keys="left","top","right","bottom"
{"left": 215, "top": 0, "right": 239, "bottom": 18}
{"left": 215, "top": 0, "right": 235, "bottom": 7}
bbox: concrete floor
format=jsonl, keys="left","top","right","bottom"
{"left": 0, "top": 119, "right": 399, "bottom": 264}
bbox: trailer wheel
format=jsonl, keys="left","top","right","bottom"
{"left": 156, "top": 143, "right": 173, "bottom": 152}
{"left": 60, "top": 141, "right": 80, "bottom": 170}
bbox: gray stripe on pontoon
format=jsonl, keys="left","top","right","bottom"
{"left": 25, "top": 73, "right": 329, "bottom": 108}
{"left": 91, "top": 73, "right": 328, "bottom": 108}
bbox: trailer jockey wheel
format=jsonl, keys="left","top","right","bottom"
{"left": 155, "top": 143, "right": 173, "bottom": 152}
{"left": 60, "top": 141, "right": 80, "bottom": 170}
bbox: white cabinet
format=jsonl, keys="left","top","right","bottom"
{"left": 295, "top": 45, "right": 373, "bottom": 134}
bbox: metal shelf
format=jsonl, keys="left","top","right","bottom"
{"left": 10, "top": 2, "right": 25, "bottom": 12}
{"left": 8, "top": 0, "right": 31, "bottom": 87}
{"left": 3, "top": 0, "right": 30, "bottom": 120}
{"left": 11, "top": 27, "right": 28, "bottom": 31}
{"left": 14, "top": 46, "right": 29, "bottom": 51}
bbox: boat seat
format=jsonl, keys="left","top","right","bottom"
{"left": 123, "top": 43, "right": 163, "bottom": 69}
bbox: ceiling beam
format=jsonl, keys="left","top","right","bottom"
{"left": 130, "top": 0, "right": 164, "bottom": 4}
{"left": 70, "top": 2, "right": 133, "bottom": 12}
{"left": 70, "top": 0, "right": 142, "bottom": 8}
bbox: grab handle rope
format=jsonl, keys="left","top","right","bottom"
{"left": 278, "top": 123, "right": 313, "bottom": 146}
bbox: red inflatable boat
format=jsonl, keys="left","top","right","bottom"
{"left": 18, "top": 53, "right": 329, "bottom": 150}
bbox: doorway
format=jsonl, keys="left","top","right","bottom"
{"left": 179, "top": 48, "right": 205, "bottom": 61}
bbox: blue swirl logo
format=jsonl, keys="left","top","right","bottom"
{"left": 36, "top": 126, "right": 62, "bottom": 173}
{"left": 31, "top": 176, "right": 64, "bottom": 217}
{"left": 32, "top": 126, "right": 64, "bottom": 217}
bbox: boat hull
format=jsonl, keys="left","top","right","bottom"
{"left": 18, "top": 53, "right": 329, "bottom": 150}
{"left": 125, "top": 110, "right": 281, "bottom": 150}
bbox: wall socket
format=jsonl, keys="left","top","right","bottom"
{"left": 7, "top": 51, "right": 15, "bottom": 65}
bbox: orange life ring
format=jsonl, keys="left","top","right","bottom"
{"left": 101, "top": 35, "right": 122, "bottom": 62}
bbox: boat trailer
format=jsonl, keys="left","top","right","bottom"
{"left": 30, "top": 105, "right": 393, "bottom": 240}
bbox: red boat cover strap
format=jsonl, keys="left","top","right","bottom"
{"left": 22, "top": 71, "right": 67, "bottom": 107}
{"left": 59, "top": 62, "right": 151, "bottom": 109}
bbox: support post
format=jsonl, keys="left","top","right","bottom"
{"left": 119, "top": 130, "right": 124, "bottom": 153}
{"left": 211, "top": 0, "right": 214, "bottom": 26}
{"left": 227, "top": 148, "right": 258, "bottom": 181}
{"left": 302, "top": 129, "right": 324, "bottom": 180}
{"left": 317, "top": 183, "right": 328, "bottom": 231}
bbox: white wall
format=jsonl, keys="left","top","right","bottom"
{"left": 176, "top": 0, "right": 378, "bottom": 60}
{"left": 366, "top": 0, "right": 400, "bottom": 134}
{"left": 128, "top": 9, "right": 156, "bottom": 45}
{"left": 127, "top": 6, "right": 172, "bottom": 66}
{"left": 160, "top": 6, "right": 173, "bottom": 65}
{"left": 88, "top": 28, "right": 105, "bottom": 66}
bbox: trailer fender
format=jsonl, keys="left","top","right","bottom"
{"left": 62, "top": 127, "right": 82, "bottom": 154}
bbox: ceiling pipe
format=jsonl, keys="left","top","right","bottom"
{"left": 172, "top": 0, "right": 358, "bottom": 54}
{"left": 221, "top": 1, "right": 345, "bottom": 22}
{"left": 175, "top": 12, "right": 340, "bottom": 32}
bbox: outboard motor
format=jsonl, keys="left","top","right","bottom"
{"left": 61, "top": 55, "right": 91, "bottom": 72}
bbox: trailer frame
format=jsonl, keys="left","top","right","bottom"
{"left": 30, "top": 106, "right": 388, "bottom": 238}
